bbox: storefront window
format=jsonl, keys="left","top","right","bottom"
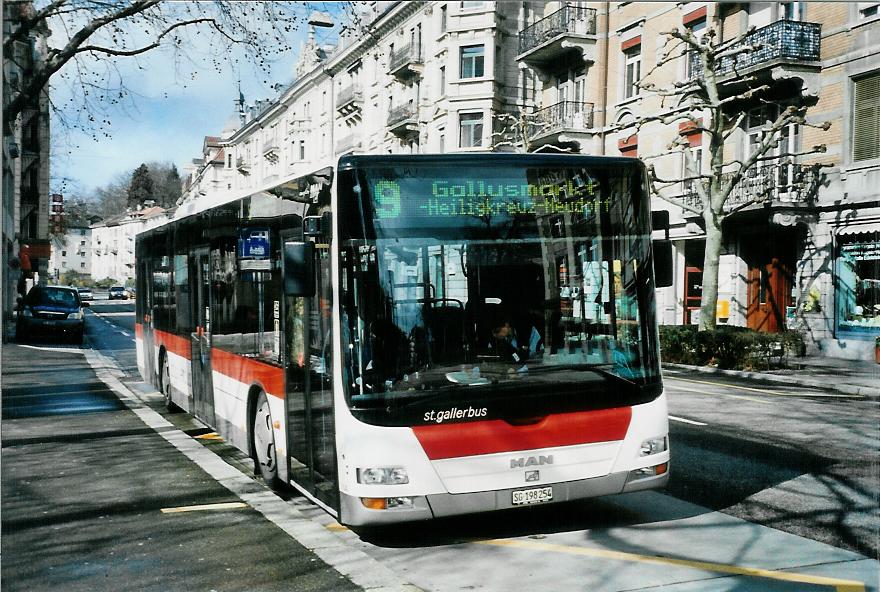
{"left": 837, "top": 231, "right": 880, "bottom": 334}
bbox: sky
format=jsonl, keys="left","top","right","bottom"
{"left": 49, "top": 4, "right": 344, "bottom": 197}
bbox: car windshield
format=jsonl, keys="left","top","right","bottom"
{"left": 337, "top": 159, "right": 662, "bottom": 427}
{"left": 26, "top": 287, "right": 78, "bottom": 307}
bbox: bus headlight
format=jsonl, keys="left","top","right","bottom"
{"left": 357, "top": 467, "right": 409, "bottom": 485}
{"left": 640, "top": 436, "right": 667, "bottom": 456}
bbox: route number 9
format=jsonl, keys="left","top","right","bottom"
{"left": 374, "top": 181, "right": 401, "bottom": 219}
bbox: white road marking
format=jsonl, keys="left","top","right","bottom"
{"left": 669, "top": 415, "right": 707, "bottom": 426}
{"left": 668, "top": 376, "right": 863, "bottom": 399}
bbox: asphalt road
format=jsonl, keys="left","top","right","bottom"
{"left": 3, "top": 302, "right": 877, "bottom": 592}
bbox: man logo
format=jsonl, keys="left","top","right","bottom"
{"left": 510, "top": 455, "right": 553, "bottom": 469}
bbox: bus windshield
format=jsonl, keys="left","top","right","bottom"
{"left": 338, "top": 157, "right": 662, "bottom": 427}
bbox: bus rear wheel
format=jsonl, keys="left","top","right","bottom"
{"left": 253, "top": 391, "right": 283, "bottom": 490}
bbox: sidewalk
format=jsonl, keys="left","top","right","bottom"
{"left": 0, "top": 341, "right": 413, "bottom": 592}
{"left": 664, "top": 354, "right": 880, "bottom": 399}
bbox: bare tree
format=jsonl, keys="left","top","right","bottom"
{"left": 635, "top": 23, "right": 830, "bottom": 331}
{"left": 4, "top": 1, "right": 350, "bottom": 139}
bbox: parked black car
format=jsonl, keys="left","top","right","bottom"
{"left": 16, "top": 285, "right": 88, "bottom": 344}
{"left": 108, "top": 286, "right": 130, "bottom": 300}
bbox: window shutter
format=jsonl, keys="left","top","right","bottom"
{"left": 853, "top": 72, "right": 880, "bottom": 162}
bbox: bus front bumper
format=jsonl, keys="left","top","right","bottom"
{"left": 340, "top": 467, "right": 668, "bottom": 526}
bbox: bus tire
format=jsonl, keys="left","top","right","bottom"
{"left": 252, "top": 390, "right": 283, "bottom": 490}
{"left": 159, "top": 353, "right": 180, "bottom": 413}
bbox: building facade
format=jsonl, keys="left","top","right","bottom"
{"left": 91, "top": 206, "right": 169, "bottom": 285}
{"left": 179, "top": 1, "right": 880, "bottom": 360}
{"left": 2, "top": 0, "right": 51, "bottom": 327}
{"left": 48, "top": 225, "right": 92, "bottom": 282}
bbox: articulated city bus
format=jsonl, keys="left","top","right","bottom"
{"left": 135, "top": 154, "right": 670, "bottom": 525}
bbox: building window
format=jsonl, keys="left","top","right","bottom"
{"left": 440, "top": 5, "right": 447, "bottom": 32}
{"left": 853, "top": 72, "right": 879, "bottom": 162}
{"left": 461, "top": 1, "right": 484, "bottom": 9}
{"left": 439, "top": 66, "right": 446, "bottom": 96}
{"left": 299, "top": 140, "right": 306, "bottom": 161}
{"left": 836, "top": 230, "right": 880, "bottom": 334}
{"left": 623, "top": 46, "right": 641, "bottom": 99}
{"left": 684, "top": 19, "right": 706, "bottom": 79}
{"left": 460, "top": 112, "right": 483, "bottom": 148}
{"left": 859, "top": 2, "right": 880, "bottom": 18}
{"left": 460, "top": 45, "right": 485, "bottom": 79}
{"left": 61, "top": 250, "right": 67, "bottom": 257}
{"left": 80, "top": 262, "right": 86, "bottom": 269}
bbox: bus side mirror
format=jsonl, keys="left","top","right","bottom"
{"left": 283, "top": 241, "right": 315, "bottom": 296}
{"left": 653, "top": 240, "right": 673, "bottom": 288}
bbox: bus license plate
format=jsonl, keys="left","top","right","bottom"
{"left": 512, "top": 486, "right": 553, "bottom": 506}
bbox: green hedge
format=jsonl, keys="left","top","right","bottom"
{"left": 659, "top": 325, "right": 805, "bottom": 370}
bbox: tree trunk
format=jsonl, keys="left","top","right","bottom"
{"left": 698, "top": 214, "right": 724, "bottom": 331}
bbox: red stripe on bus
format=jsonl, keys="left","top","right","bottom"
{"left": 154, "top": 328, "right": 191, "bottom": 360}
{"left": 211, "top": 348, "right": 285, "bottom": 399}
{"left": 412, "top": 407, "right": 632, "bottom": 460}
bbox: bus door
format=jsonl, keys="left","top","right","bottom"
{"left": 285, "top": 243, "right": 338, "bottom": 511}
{"left": 189, "top": 247, "right": 215, "bottom": 425}
{"left": 138, "top": 258, "right": 155, "bottom": 383}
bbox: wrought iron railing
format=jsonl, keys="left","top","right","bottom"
{"left": 529, "top": 101, "right": 594, "bottom": 136}
{"left": 518, "top": 5, "right": 597, "bottom": 55}
{"left": 337, "top": 84, "right": 363, "bottom": 108}
{"left": 682, "top": 162, "right": 818, "bottom": 211}
{"left": 389, "top": 43, "right": 422, "bottom": 73}
{"left": 689, "top": 20, "right": 821, "bottom": 79}
{"left": 387, "top": 103, "right": 417, "bottom": 128}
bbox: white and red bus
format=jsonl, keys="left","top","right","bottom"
{"left": 135, "top": 154, "right": 670, "bottom": 525}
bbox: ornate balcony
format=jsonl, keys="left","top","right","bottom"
{"left": 389, "top": 43, "right": 423, "bottom": 80}
{"left": 262, "top": 140, "right": 279, "bottom": 162}
{"left": 337, "top": 84, "right": 363, "bottom": 115}
{"left": 335, "top": 132, "right": 362, "bottom": 154}
{"left": 517, "top": 6, "right": 597, "bottom": 76}
{"left": 525, "top": 101, "right": 595, "bottom": 152}
{"left": 682, "top": 163, "right": 820, "bottom": 216}
{"left": 689, "top": 20, "right": 821, "bottom": 97}
{"left": 235, "top": 156, "right": 251, "bottom": 175}
{"left": 387, "top": 103, "right": 418, "bottom": 136}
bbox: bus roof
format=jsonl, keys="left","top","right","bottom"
{"left": 337, "top": 153, "right": 644, "bottom": 171}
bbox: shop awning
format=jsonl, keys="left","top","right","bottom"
{"left": 837, "top": 221, "right": 880, "bottom": 236}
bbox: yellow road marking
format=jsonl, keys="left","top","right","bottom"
{"left": 669, "top": 376, "right": 863, "bottom": 399}
{"left": 195, "top": 432, "right": 223, "bottom": 440}
{"left": 161, "top": 502, "right": 248, "bottom": 514}
{"left": 474, "top": 538, "right": 866, "bottom": 592}
{"left": 325, "top": 522, "right": 348, "bottom": 532}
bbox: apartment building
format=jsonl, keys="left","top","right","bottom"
{"left": 91, "top": 206, "right": 169, "bottom": 285}
{"left": 2, "top": 0, "right": 51, "bottom": 323}
{"left": 48, "top": 225, "right": 92, "bottom": 281}
{"left": 180, "top": 1, "right": 879, "bottom": 360}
